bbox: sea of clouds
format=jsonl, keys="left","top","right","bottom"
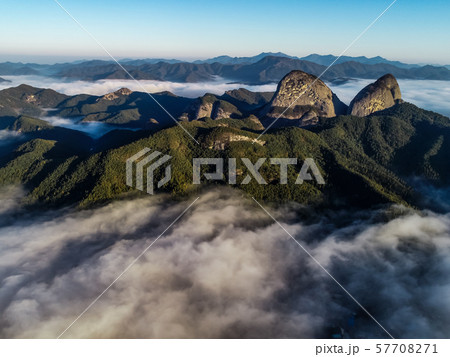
{"left": 0, "top": 75, "right": 276, "bottom": 99}
{"left": 1, "top": 76, "right": 448, "bottom": 147}
{"left": 1, "top": 76, "right": 450, "bottom": 118}
{"left": 0, "top": 187, "right": 449, "bottom": 338}
{"left": 1, "top": 75, "right": 450, "bottom": 339}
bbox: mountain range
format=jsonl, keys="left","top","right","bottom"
{"left": 193, "top": 52, "right": 419, "bottom": 69}
{"left": 1, "top": 70, "right": 450, "bottom": 211}
{"left": 1, "top": 53, "right": 450, "bottom": 84}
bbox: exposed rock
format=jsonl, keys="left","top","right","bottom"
{"left": 213, "top": 104, "right": 235, "bottom": 120}
{"left": 180, "top": 94, "right": 215, "bottom": 120}
{"left": 99, "top": 87, "right": 132, "bottom": 101}
{"left": 262, "top": 70, "right": 347, "bottom": 126}
{"left": 181, "top": 94, "right": 242, "bottom": 120}
{"left": 142, "top": 118, "right": 160, "bottom": 129}
{"left": 208, "top": 133, "right": 265, "bottom": 150}
{"left": 24, "top": 94, "right": 37, "bottom": 104}
{"left": 348, "top": 74, "right": 402, "bottom": 116}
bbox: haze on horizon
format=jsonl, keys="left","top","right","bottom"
{"left": 1, "top": 0, "right": 449, "bottom": 65}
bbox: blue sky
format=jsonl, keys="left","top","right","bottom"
{"left": 1, "top": 0, "right": 449, "bottom": 64}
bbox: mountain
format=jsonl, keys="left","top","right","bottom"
{"left": 6, "top": 115, "right": 92, "bottom": 150}
{"left": 261, "top": 70, "right": 347, "bottom": 126}
{"left": 195, "top": 52, "right": 417, "bottom": 68}
{"left": 1, "top": 71, "right": 450, "bottom": 210}
{"left": 219, "top": 56, "right": 326, "bottom": 84}
{"left": 348, "top": 74, "right": 403, "bottom": 116}
{"left": 2, "top": 101, "right": 449, "bottom": 209}
{"left": 55, "top": 61, "right": 221, "bottom": 82}
{"left": 219, "top": 88, "right": 274, "bottom": 112}
{"left": 179, "top": 93, "right": 242, "bottom": 121}
{"left": 0, "top": 62, "right": 43, "bottom": 75}
{"left": 0, "top": 72, "right": 434, "bottom": 131}
{"left": 49, "top": 56, "right": 450, "bottom": 83}
{"left": 193, "top": 52, "right": 296, "bottom": 65}
{"left": 71, "top": 57, "right": 450, "bottom": 83}
{"left": 0, "top": 77, "right": 10, "bottom": 83}
{"left": 0, "top": 84, "right": 273, "bottom": 128}
{"left": 120, "top": 58, "right": 183, "bottom": 65}
{"left": 0, "top": 84, "right": 69, "bottom": 125}
{"left": 299, "top": 54, "right": 418, "bottom": 69}
{"left": 58, "top": 89, "right": 196, "bottom": 127}
{"left": 0, "top": 84, "right": 198, "bottom": 128}
{"left": 1, "top": 54, "right": 450, "bottom": 84}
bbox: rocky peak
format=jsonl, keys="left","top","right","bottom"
{"left": 263, "top": 70, "right": 347, "bottom": 126}
{"left": 100, "top": 87, "right": 132, "bottom": 101}
{"left": 180, "top": 94, "right": 242, "bottom": 121}
{"left": 348, "top": 74, "right": 402, "bottom": 116}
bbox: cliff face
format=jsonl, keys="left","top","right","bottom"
{"left": 263, "top": 70, "right": 347, "bottom": 126}
{"left": 180, "top": 94, "right": 242, "bottom": 120}
{"left": 99, "top": 88, "right": 133, "bottom": 101}
{"left": 348, "top": 74, "right": 402, "bottom": 116}
{"left": 208, "top": 132, "right": 265, "bottom": 150}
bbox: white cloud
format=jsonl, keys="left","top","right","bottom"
{"left": 1, "top": 76, "right": 449, "bottom": 117}
{"left": 0, "top": 130, "right": 22, "bottom": 147}
{"left": 0, "top": 75, "right": 277, "bottom": 98}
{"left": 0, "top": 188, "right": 449, "bottom": 338}
{"left": 39, "top": 115, "right": 138, "bottom": 138}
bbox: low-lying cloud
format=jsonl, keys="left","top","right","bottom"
{"left": 1, "top": 76, "right": 449, "bottom": 118}
{"left": 0, "top": 130, "right": 22, "bottom": 147}
{"left": 40, "top": 114, "right": 138, "bottom": 138}
{"left": 0, "top": 75, "right": 277, "bottom": 98}
{"left": 0, "top": 187, "right": 449, "bottom": 338}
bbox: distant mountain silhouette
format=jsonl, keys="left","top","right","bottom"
{"left": 194, "top": 52, "right": 418, "bottom": 69}
{"left": 1, "top": 53, "right": 449, "bottom": 84}
{"left": 193, "top": 52, "right": 296, "bottom": 64}
{"left": 298, "top": 54, "right": 418, "bottom": 69}
{"left": 34, "top": 56, "right": 450, "bottom": 83}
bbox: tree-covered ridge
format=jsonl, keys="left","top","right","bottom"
{"left": 2, "top": 102, "right": 449, "bottom": 210}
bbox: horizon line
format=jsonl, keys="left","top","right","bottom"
{"left": 0, "top": 52, "right": 447, "bottom": 67}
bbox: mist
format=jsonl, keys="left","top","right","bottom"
{"left": 39, "top": 115, "right": 138, "bottom": 139}
{"left": 1, "top": 76, "right": 449, "bottom": 118}
{"left": 0, "top": 187, "right": 449, "bottom": 338}
{"left": 0, "top": 130, "right": 22, "bottom": 147}
{"left": 0, "top": 75, "right": 276, "bottom": 98}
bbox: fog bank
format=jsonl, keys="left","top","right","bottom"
{"left": 0, "top": 188, "right": 449, "bottom": 338}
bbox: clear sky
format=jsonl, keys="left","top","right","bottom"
{"left": 1, "top": 0, "right": 449, "bottom": 64}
